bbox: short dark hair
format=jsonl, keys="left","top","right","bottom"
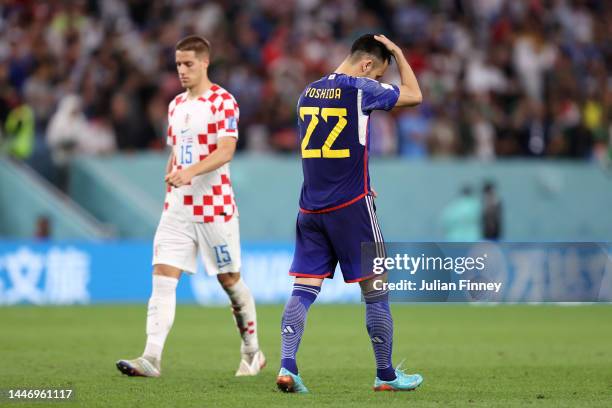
{"left": 349, "top": 34, "right": 392, "bottom": 65}
{"left": 483, "top": 181, "right": 496, "bottom": 193}
{"left": 175, "top": 35, "right": 211, "bottom": 57}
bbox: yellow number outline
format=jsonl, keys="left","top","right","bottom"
{"left": 299, "top": 107, "right": 349, "bottom": 158}
{"left": 299, "top": 107, "right": 321, "bottom": 158}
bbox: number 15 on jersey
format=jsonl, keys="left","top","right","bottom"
{"left": 180, "top": 144, "right": 192, "bottom": 165}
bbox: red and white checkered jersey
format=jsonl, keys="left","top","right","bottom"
{"left": 164, "top": 85, "right": 239, "bottom": 223}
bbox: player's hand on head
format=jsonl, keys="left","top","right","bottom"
{"left": 373, "top": 34, "right": 399, "bottom": 54}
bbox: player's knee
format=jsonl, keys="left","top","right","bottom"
{"left": 153, "top": 264, "right": 182, "bottom": 279}
{"left": 294, "top": 277, "right": 324, "bottom": 287}
{"left": 217, "top": 272, "right": 240, "bottom": 289}
{"left": 361, "top": 283, "right": 390, "bottom": 304}
{"left": 359, "top": 274, "right": 389, "bottom": 303}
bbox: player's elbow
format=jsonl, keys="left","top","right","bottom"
{"left": 405, "top": 90, "right": 423, "bottom": 107}
{"left": 397, "top": 88, "right": 422, "bottom": 107}
{"left": 217, "top": 137, "right": 237, "bottom": 163}
{"left": 218, "top": 146, "right": 235, "bottom": 164}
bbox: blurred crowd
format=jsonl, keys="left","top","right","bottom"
{"left": 1, "top": 0, "right": 611, "bottom": 180}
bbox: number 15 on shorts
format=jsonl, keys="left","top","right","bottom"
{"left": 213, "top": 244, "right": 231, "bottom": 268}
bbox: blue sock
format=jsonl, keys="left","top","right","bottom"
{"left": 365, "top": 290, "right": 396, "bottom": 381}
{"left": 280, "top": 283, "right": 321, "bottom": 375}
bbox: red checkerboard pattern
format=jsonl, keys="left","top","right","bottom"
{"left": 166, "top": 93, "right": 185, "bottom": 146}
{"left": 198, "top": 85, "right": 239, "bottom": 139}
{"left": 196, "top": 129, "right": 217, "bottom": 161}
{"left": 167, "top": 125, "right": 176, "bottom": 146}
{"left": 181, "top": 174, "right": 235, "bottom": 222}
{"left": 163, "top": 87, "right": 239, "bottom": 222}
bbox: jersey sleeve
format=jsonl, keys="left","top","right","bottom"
{"left": 166, "top": 103, "right": 175, "bottom": 146}
{"left": 354, "top": 77, "right": 400, "bottom": 113}
{"left": 214, "top": 92, "right": 240, "bottom": 139}
{"left": 166, "top": 95, "right": 183, "bottom": 146}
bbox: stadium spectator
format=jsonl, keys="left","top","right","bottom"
{"left": 110, "top": 92, "right": 156, "bottom": 150}
{"left": 46, "top": 94, "right": 115, "bottom": 188}
{"left": 482, "top": 181, "right": 503, "bottom": 240}
{"left": 440, "top": 185, "right": 482, "bottom": 242}
{"left": 34, "top": 214, "right": 51, "bottom": 240}
{"left": 0, "top": 0, "right": 610, "bottom": 174}
{"left": 1, "top": 96, "right": 34, "bottom": 160}
{"left": 47, "top": 94, "right": 86, "bottom": 166}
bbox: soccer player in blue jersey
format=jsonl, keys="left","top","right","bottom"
{"left": 276, "top": 34, "right": 423, "bottom": 393}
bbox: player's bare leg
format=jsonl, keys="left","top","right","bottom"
{"left": 276, "top": 277, "right": 323, "bottom": 393}
{"left": 116, "top": 264, "right": 181, "bottom": 377}
{"left": 218, "top": 272, "right": 265, "bottom": 376}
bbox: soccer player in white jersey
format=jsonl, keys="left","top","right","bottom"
{"left": 116, "top": 35, "right": 265, "bottom": 378}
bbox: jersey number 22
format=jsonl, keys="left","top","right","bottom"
{"left": 299, "top": 107, "right": 349, "bottom": 159}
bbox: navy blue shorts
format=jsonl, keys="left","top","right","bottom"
{"left": 289, "top": 195, "right": 384, "bottom": 283}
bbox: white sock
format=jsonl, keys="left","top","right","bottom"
{"left": 223, "top": 278, "right": 259, "bottom": 354}
{"left": 143, "top": 275, "right": 178, "bottom": 366}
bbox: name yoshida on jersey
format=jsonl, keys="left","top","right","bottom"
{"left": 165, "top": 85, "right": 239, "bottom": 223}
{"left": 297, "top": 74, "right": 400, "bottom": 212}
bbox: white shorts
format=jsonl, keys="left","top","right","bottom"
{"left": 152, "top": 213, "right": 241, "bottom": 275}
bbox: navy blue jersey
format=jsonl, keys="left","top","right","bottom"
{"left": 297, "top": 73, "right": 400, "bottom": 212}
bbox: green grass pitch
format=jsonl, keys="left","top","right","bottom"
{"left": 1, "top": 304, "right": 611, "bottom": 407}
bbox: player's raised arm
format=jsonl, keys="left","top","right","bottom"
{"left": 374, "top": 34, "right": 422, "bottom": 107}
